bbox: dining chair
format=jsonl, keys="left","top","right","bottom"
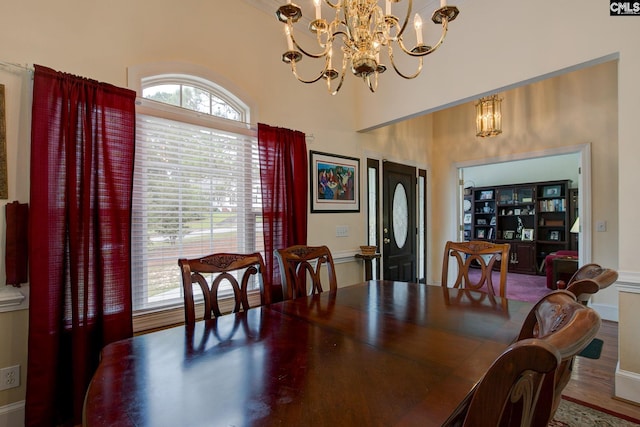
{"left": 517, "top": 289, "right": 602, "bottom": 425}
{"left": 275, "top": 245, "right": 337, "bottom": 300}
{"left": 558, "top": 263, "right": 618, "bottom": 305}
{"left": 178, "top": 252, "right": 270, "bottom": 325}
{"left": 441, "top": 240, "right": 511, "bottom": 298}
{"left": 450, "top": 338, "right": 561, "bottom": 427}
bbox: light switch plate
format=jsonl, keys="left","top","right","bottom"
{"left": 336, "top": 225, "right": 349, "bottom": 237}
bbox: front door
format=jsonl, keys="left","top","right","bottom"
{"left": 382, "top": 161, "right": 417, "bottom": 281}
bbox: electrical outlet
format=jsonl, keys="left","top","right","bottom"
{"left": 0, "top": 365, "right": 20, "bottom": 391}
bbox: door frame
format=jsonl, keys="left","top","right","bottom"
{"left": 369, "top": 160, "right": 426, "bottom": 282}
{"left": 455, "top": 144, "right": 592, "bottom": 265}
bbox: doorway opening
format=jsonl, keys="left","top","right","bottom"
{"left": 367, "top": 158, "right": 427, "bottom": 282}
{"left": 456, "top": 144, "right": 591, "bottom": 268}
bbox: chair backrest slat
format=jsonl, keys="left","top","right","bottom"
{"left": 178, "top": 252, "right": 269, "bottom": 325}
{"left": 275, "top": 245, "right": 337, "bottom": 300}
{"left": 517, "top": 290, "right": 601, "bottom": 425}
{"left": 442, "top": 240, "right": 511, "bottom": 298}
{"left": 459, "top": 338, "right": 561, "bottom": 427}
{"left": 560, "top": 263, "right": 618, "bottom": 305}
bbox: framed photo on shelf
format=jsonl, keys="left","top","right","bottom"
{"left": 463, "top": 213, "right": 472, "bottom": 224}
{"left": 542, "top": 185, "right": 561, "bottom": 197}
{"left": 521, "top": 228, "right": 534, "bottom": 241}
{"left": 480, "top": 190, "right": 494, "bottom": 200}
{"left": 549, "top": 230, "right": 560, "bottom": 241}
{"left": 476, "top": 229, "right": 486, "bottom": 239}
{"left": 310, "top": 151, "right": 360, "bottom": 213}
{"left": 477, "top": 218, "right": 487, "bottom": 225}
{"left": 504, "top": 230, "right": 515, "bottom": 239}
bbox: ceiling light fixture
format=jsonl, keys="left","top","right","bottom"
{"left": 276, "top": 0, "right": 460, "bottom": 94}
{"left": 475, "top": 94, "right": 502, "bottom": 137}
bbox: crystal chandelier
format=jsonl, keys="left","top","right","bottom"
{"left": 475, "top": 95, "right": 502, "bottom": 137}
{"left": 276, "top": 0, "right": 460, "bottom": 94}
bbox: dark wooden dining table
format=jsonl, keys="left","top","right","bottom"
{"left": 83, "top": 280, "right": 532, "bottom": 427}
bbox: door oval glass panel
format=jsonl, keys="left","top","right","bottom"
{"left": 393, "top": 183, "right": 408, "bottom": 248}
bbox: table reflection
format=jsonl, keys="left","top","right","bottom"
{"left": 442, "top": 286, "right": 509, "bottom": 315}
{"left": 184, "top": 308, "right": 266, "bottom": 361}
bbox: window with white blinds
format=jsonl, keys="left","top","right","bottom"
{"left": 132, "top": 78, "right": 262, "bottom": 314}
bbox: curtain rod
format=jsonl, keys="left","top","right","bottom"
{"left": 0, "top": 63, "right": 316, "bottom": 143}
{"left": 0, "top": 61, "right": 34, "bottom": 74}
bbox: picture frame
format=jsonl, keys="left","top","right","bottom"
{"left": 479, "top": 190, "right": 494, "bottom": 200}
{"left": 521, "top": 228, "right": 534, "bottom": 241}
{"left": 504, "top": 230, "right": 515, "bottom": 240}
{"left": 310, "top": 151, "right": 360, "bottom": 213}
{"left": 549, "top": 230, "right": 560, "bottom": 241}
{"left": 476, "top": 228, "right": 486, "bottom": 239}
{"left": 542, "top": 185, "right": 561, "bottom": 197}
{"left": 477, "top": 218, "right": 487, "bottom": 225}
{"left": 463, "top": 213, "right": 472, "bottom": 224}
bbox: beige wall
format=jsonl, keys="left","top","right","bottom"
{"left": 0, "top": 311, "right": 28, "bottom": 407}
{"left": 362, "top": 61, "right": 618, "bottom": 297}
{"left": 430, "top": 61, "right": 619, "bottom": 305}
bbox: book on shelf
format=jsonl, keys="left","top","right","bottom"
{"left": 538, "top": 199, "right": 566, "bottom": 212}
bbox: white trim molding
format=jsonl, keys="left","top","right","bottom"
{"left": 615, "top": 362, "right": 640, "bottom": 405}
{"left": 0, "top": 400, "right": 25, "bottom": 427}
{"left": 616, "top": 280, "right": 640, "bottom": 404}
{"left": 617, "top": 271, "right": 640, "bottom": 286}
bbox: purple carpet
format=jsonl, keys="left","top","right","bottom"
{"left": 467, "top": 270, "right": 552, "bottom": 303}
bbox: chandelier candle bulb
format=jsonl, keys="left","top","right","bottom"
{"left": 314, "top": 0, "right": 322, "bottom": 19}
{"left": 414, "top": 14, "right": 423, "bottom": 45}
{"left": 441, "top": 0, "right": 447, "bottom": 7}
{"left": 285, "top": 26, "right": 293, "bottom": 51}
{"left": 386, "top": 0, "right": 391, "bottom": 15}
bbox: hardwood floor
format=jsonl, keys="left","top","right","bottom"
{"left": 563, "top": 319, "right": 640, "bottom": 420}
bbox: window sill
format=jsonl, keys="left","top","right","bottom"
{"left": 133, "top": 291, "right": 262, "bottom": 334}
{"left": 0, "top": 284, "right": 29, "bottom": 313}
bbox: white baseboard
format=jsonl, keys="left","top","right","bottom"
{"left": 591, "top": 302, "right": 618, "bottom": 322}
{"left": 615, "top": 362, "right": 640, "bottom": 405}
{"left": 0, "top": 400, "right": 24, "bottom": 427}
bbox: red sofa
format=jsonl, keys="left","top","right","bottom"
{"left": 544, "top": 250, "right": 578, "bottom": 289}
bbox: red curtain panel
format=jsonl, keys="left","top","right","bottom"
{"left": 5, "top": 201, "right": 28, "bottom": 286}
{"left": 258, "top": 123, "right": 308, "bottom": 302}
{"left": 26, "top": 65, "right": 136, "bottom": 426}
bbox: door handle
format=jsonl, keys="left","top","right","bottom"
{"left": 383, "top": 238, "right": 391, "bottom": 244}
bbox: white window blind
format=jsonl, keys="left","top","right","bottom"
{"left": 132, "top": 113, "right": 263, "bottom": 312}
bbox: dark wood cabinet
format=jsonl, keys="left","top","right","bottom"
{"left": 468, "top": 180, "right": 574, "bottom": 275}
{"left": 507, "top": 241, "right": 536, "bottom": 274}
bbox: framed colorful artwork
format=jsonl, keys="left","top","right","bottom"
{"left": 310, "top": 151, "right": 360, "bottom": 213}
